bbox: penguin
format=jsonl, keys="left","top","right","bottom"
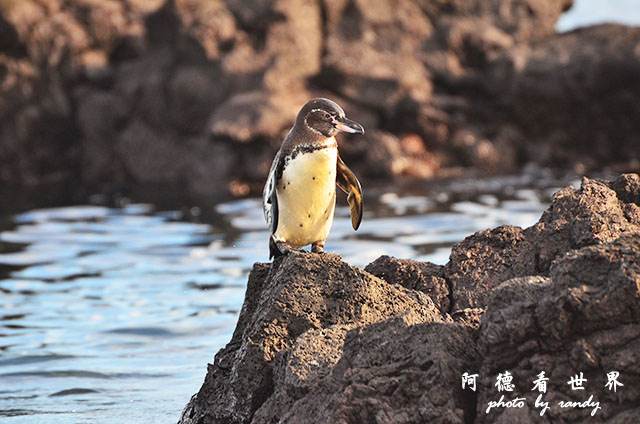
{"left": 263, "top": 98, "right": 364, "bottom": 259}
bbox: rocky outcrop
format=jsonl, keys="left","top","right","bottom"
{"left": 180, "top": 173, "right": 640, "bottom": 423}
{"left": 365, "top": 255, "right": 449, "bottom": 313}
{"left": 476, "top": 235, "right": 640, "bottom": 423}
{"left": 444, "top": 173, "right": 640, "bottom": 313}
{"left": 2, "top": 0, "right": 639, "bottom": 200}
{"left": 180, "top": 251, "right": 447, "bottom": 423}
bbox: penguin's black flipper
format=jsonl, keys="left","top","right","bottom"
{"left": 263, "top": 152, "right": 280, "bottom": 234}
{"left": 336, "top": 154, "right": 363, "bottom": 230}
{"left": 268, "top": 186, "right": 279, "bottom": 234}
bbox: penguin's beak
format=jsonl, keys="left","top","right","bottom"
{"left": 332, "top": 116, "right": 365, "bottom": 134}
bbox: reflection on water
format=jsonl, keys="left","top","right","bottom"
{"left": 0, "top": 173, "right": 571, "bottom": 422}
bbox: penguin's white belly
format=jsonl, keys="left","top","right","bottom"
{"left": 275, "top": 146, "right": 337, "bottom": 247}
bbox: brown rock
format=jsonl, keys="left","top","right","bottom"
{"left": 1, "top": 0, "right": 638, "bottom": 204}
{"left": 525, "top": 175, "right": 640, "bottom": 273}
{"left": 115, "top": 119, "right": 183, "bottom": 181}
{"left": 320, "top": 0, "right": 434, "bottom": 112}
{"left": 476, "top": 235, "right": 640, "bottom": 423}
{"left": 174, "top": 0, "right": 236, "bottom": 59}
{"left": 450, "top": 128, "right": 509, "bottom": 172}
{"left": 167, "top": 65, "right": 228, "bottom": 133}
{"left": 437, "top": 17, "right": 514, "bottom": 70}
{"left": 484, "top": 25, "right": 640, "bottom": 169}
{"left": 180, "top": 136, "right": 235, "bottom": 197}
{"left": 255, "top": 318, "right": 478, "bottom": 424}
{"left": 365, "top": 255, "right": 450, "bottom": 313}
{"left": 114, "top": 47, "right": 174, "bottom": 128}
{"left": 420, "top": 0, "right": 572, "bottom": 42}
{"left": 451, "top": 307, "right": 485, "bottom": 328}
{"left": 180, "top": 251, "right": 443, "bottom": 424}
{"left": 279, "top": 324, "right": 354, "bottom": 398}
{"left": 445, "top": 225, "right": 537, "bottom": 311}
{"left": 75, "top": 88, "right": 128, "bottom": 182}
{"left": 609, "top": 173, "right": 640, "bottom": 206}
{"left": 339, "top": 131, "right": 439, "bottom": 180}
{"left": 444, "top": 175, "right": 640, "bottom": 312}
{"left": 208, "top": 90, "right": 304, "bottom": 143}
{"left": 0, "top": 7, "right": 27, "bottom": 58}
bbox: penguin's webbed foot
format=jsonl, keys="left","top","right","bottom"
{"left": 269, "top": 235, "right": 294, "bottom": 259}
{"left": 311, "top": 241, "right": 325, "bottom": 254}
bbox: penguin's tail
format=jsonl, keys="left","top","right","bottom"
{"left": 269, "top": 234, "right": 281, "bottom": 259}
{"left": 269, "top": 234, "right": 294, "bottom": 259}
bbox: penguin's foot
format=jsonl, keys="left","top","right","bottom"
{"left": 269, "top": 235, "right": 294, "bottom": 259}
{"left": 311, "top": 240, "right": 325, "bottom": 254}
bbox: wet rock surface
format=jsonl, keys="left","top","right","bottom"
{"left": 2, "top": 0, "right": 639, "bottom": 199}
{"left": 180, "top": 174, "right": 640, "bottom": 423}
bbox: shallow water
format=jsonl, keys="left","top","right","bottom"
{"left": 0, "top": 172, "right": 578, "bottom": 423}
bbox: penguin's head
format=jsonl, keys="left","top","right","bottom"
{"left": 297, "top": 98, "right": 364, "bottom": 137}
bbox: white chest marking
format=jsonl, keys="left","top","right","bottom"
{"left": 275, "top": 144, "right": 337, "bottom": 247}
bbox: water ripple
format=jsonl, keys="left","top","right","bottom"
{"left": 49, "top": 388, "right": 100, "bottom": 397}
{"left": 0, "top": 354, "right": 75, "bottom": 367}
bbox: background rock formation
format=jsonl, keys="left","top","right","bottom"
{"left": 1, "top": 0, "right": 639, "bottom": 200}
{"left": 180, "top": 173, "right": 640, "bottom": 423}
